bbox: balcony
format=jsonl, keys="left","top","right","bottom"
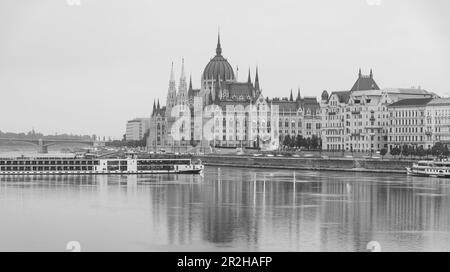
{"left": 351, "top": 111, "right": 361, "bottom": 115}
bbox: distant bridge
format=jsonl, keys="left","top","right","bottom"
{"left": 0, "top": 138, "right": 105, "bottom": 153}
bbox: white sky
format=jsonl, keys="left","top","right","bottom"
{"left": 0, "top": 0, "right": 449, "bottom": 139}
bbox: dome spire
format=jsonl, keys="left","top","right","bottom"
{"left": 216, "top": 31, "right": 222, "bottom": 56}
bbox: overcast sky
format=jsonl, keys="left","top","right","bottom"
{"left": 0, "top": 0, "right": 449, "bottom": 139}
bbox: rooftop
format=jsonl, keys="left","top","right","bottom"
{"left": 427, "top": 97, "right": 450, "bottom": 106}
{"left": 388, "top": 98, "right": 433, "bottom": 108}
{"left": 350, "top": 70, "right": 380, "bottom": 92}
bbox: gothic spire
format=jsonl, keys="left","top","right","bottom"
{"left": 296, "top": 88, "right": 301, "bottom": 101}
{"left": 254, "top": 66, "right": 260, "bottom": 91}
{"left": 188, "top": 75, "right": 192, "bottom": 91}
{"left": 157, "top": 99, "right": 160, "bottom": 110}
{"left": 178, "top": 58, "right": 187, "bottom": 92}
{"left": 216, "top": 31, "right": 222, "bottom": 56}
{"left": 247, "top": 68, "right": 252, "bottom": 84}
{"left": 289, "top": 89, "right": 293, "bottom": 101}
{"left": 170, "top": 61, "right": 175, "bottom": 82}
{"left": 358, "top": 68, "right": 362, "bottom": 78}
{"left": 370, "top": 69, "right": 373, "bottom": 78}
{"left": 180, "top": 58, "right": 186, "bottom": 79}
{"left": 152, "top": 100, "right": 156, "bottom": 115}
{"left": 167, "top": 61, "right": 177, "bottom": 111}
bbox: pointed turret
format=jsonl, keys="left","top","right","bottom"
{"left": 157, "top": 99, "right": 160, "bottom": 110}
{"left": 247, "top": 68, "right": 252, "bottom": 85}
{"left": 296, "top": 88, "right": 301, "bottom": 101}
{"left": 358, "top": 68, "right": 362, "bottom": 78}
{"left": 166, "top": 62, "right": 177, "bottom": 112}
{"left": 177, "top": 58, "right": 188, "bottom": 105}
{"left": 289, "top": 89, "right": 293, "bottom": 101}
{"left": 170, "top": 61, "right": 175, "bottom": 82}
{"left": 188, "top": 75, "right": 192, "bottom": 91}
{"left": 152, "top": 100, "right": 156, "bottom": 116}
{"left": 370, "top": 69, "right": 373, "bottom": 78}
{"left": 254, "top": 67, "right": 260, "bottom": 91}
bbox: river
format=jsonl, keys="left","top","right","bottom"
{"left": 0, "top": 166, "right": 450, "bottom": 251}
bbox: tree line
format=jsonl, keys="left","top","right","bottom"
{"left": 279, "top": 134, "right": 321, "bottom": 150}
{"left": 389, "top": 142, "right": 450, "bottom": 159}
{"left": 0, "top": 130, "right": 96, "bottom": 141}
{"left": 105, "top": 130, "right": 149, "bottom": 148}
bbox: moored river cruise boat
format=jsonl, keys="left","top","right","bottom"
{"left": 0, "top": 155, "right": 204, "bottom": 175}
{"left": 406, "top": 158, "right": 450, "bottom": 178}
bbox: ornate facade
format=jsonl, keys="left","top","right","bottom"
{"left": 148, "top": 34, "right": 321, "bottom": 151}
{"left": 321, "top": 70, "right": 436, "bottom": 152}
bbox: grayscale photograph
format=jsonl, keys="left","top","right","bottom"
{"left": 0, "top": 0, "right": 449, "bottom": 256}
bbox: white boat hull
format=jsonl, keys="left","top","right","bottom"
{"left": 407, "top": 167, "right": 450, "bottom": 178}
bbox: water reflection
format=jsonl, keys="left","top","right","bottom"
{"left": 0, "top": 168, "right": 449, "bottom": 251}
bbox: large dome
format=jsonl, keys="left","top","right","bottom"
{"left": 202, "top": 35, "right": 235, "bottom": 81}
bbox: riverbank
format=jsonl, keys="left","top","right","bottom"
{"left": 194, "top": 154, "right": 413, "bottom": 174}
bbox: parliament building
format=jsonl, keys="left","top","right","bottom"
{"left": 148, "top": 34, "right": 321, "bottom": 151}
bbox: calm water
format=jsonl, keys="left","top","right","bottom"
{"left": 1, "top": 166, "right": 450, "bottom": 252}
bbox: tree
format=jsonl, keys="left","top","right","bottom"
{"left": 295, "top": 135, "right": 303, "bottom": 149}
{"left": 306, "top": 137, "right": 312, "bottom": 150}
{"left": 380, "top": 148, "right": 387, "bottom": 159}
{"left": 443, "top": 144, "right": 450, "bottom": 157}
{"left": 409, "top": 146, "right": 417, "bottom": 158}
{"left": 390, "top": 146, "right": 400, "bottom": 158}
{"left": 417, "top": 146, "right": 426, "bottom": 158}
{"left": 283, "top": 135, "right": 291, "bottom": 149}
{"left": 432, "top": 142, "right": 444, "bottom": 157}
{"left": 401, "top": 145, "right": 410, "bottom": 158}
{"left": 311, "top": 135, "right": 319, "bottom": 150}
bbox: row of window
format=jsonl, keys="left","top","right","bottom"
{"left": 0, "top": 160, "right": 99, "bottom": 166}
{"left": 0, "top": 166, "right": 94, "bottom": 171}
{"left": 137, "top": 160, "right": 191, "bottom": 165}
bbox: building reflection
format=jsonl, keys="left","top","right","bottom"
{"left": 2, "top": 169, "right": 449, "bottom": 251}
{"left": 153, "top": 168, "right": 450, "bottom": 251}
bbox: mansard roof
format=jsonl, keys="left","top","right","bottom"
{"left": 387, "top": 98, "right": 433, "bottom": 108}
{"left": 301, "top": 97, "right": 320, "bottom": 113}
{"left": 271, "top": 100, "right": 298, "bottom": 112}
{"left": 330, "top": 91, "right": 351, "bottom": 103}
{"left": 223, "top": 82, "right": 254, "bottom": 96}
{"left": 427, "top": 98, "right": 450, "bottom": 106}
{"left": 350, "top": 70, "right": 380, "bottom": 91}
